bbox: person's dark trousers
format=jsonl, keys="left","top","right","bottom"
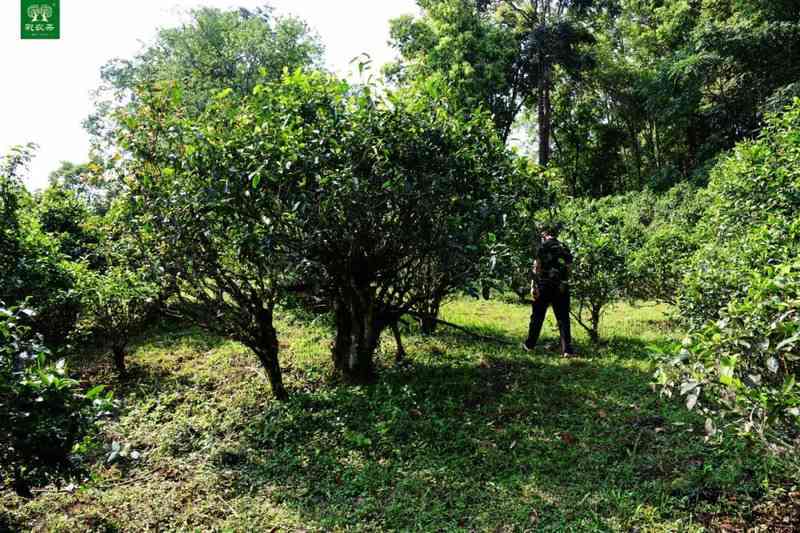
{"left": 525, "top": 282, "right": 575, "bottom": 354}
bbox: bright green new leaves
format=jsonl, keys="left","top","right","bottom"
{"left": 85, "top": 6, "right": 323, "bottom": 209}
{"left": 681, "top": 100, "right": 800, "bottom": 325}
{"left": 36, "top": 184, "right": 102, "bottom": 264}
{"left": 388, "top": 0, "right": 597, "bottom": 163}
{"left": 387, "top": 0, "right": 524, "bottom": 142}
{"left": 627, "top": 183, "right": 705, "bottom": 305}
{"left": 94, "top": 6, "right": 322, "bottom": 116}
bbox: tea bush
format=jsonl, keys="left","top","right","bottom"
{"left": 658, "top": 100, "right": 800, "bottom": 442}
{"left": 0, "top": 305, "right": 112, "bottom": 497}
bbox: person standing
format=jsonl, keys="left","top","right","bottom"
{"left": 523, "top": 225, "right": 577, "bottom": 356}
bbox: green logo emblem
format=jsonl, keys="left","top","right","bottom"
{"left": 21, "top": 0, "right": 60, "bottom": 39}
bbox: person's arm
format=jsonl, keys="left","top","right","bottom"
{"left": 531, "top": 259, "right": 541, "bottom": 298}
{"left": 563, "top": 246, "right": 573, "bottom": 282}
{"left": 566, "top": 247, "right": 573, "bottom": 275}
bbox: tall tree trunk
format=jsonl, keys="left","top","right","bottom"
{"left": 651, "top": 121, "right": 661, "bottom": 170}
{"left": 251, "top": 308, "right": 288, "bottom": 401}
{"left": 538, "top": 63, "right": 552, "bottom": 167}
{"left": 332, "top": 289, "right": 381, "bottom": 383}
{"left": 629, "top": 123, "right": 643, "bottom": 189}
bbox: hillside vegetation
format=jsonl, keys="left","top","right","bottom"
{"left": 2, "top": 2, "right": 799, "bottom": 530}
{"left": 2, "top": 299, "right": 795, "bottom": 532}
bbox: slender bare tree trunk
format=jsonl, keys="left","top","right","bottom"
{"left": 250, "top": 307, "right": 288, "bottom": 401}
{"left": 112, "top": 345, "right": 127, "bottom": 376}
{"left": 540, "top": 1, "right": 553, "bottom": 168}
{"left": 629, "top": 123, "right": 643, "bottom": 188}
{"left": 391, "top": 321, "right": 406, "bottom": 363}
{"left": 590, "top": 306, "right": 601, "bottom": 344}
{"left": 538, "top": 63, "right": 552, "bottom": 167}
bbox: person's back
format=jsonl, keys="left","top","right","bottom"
{"left": 524, "top": 228, "right": 576, "bottom": 356}
{"left": 536, "top": 237, "right": 572, "bottom": 288}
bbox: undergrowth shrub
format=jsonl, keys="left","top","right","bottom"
{"left": 1, "top": 146, "right": 81, "bottom": 347}
{"left": 628, "top": 183, "right": 705, "bottom": 305}
{"left": 657, "top": 100, "right": 800, "bottom": 446}
{"left": 0, "top": 305, "right": 112, "bottom": 497}
{"left": 70, "top": 263, "right": 160, "bottom": 375}
{"left": 558, "top": 194, "right": 639, "bottom": 342}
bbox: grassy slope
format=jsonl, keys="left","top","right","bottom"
{"left": 0, "top": 298, "right": 789, "bottom": 532}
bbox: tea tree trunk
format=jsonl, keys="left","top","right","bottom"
{"left": 112, "top": 345, "right": 126, "bottom": 376}
{"left": 248, "top": 308, "right": 288, "bottom": 401}
{"left": 332, "top": 289, "right": 383, "bottom": 383}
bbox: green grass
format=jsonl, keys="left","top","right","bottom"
{"left": 0, "top": 298, "right": 791, "bottom": 531}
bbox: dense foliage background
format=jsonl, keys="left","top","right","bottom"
{"left": 2, "top": 0, "right": 798, "bottom": 527}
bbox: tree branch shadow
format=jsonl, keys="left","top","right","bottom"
{"left": 204, "top": 334, "right": 729, "bottom": 530}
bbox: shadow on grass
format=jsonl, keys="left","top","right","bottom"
{"left": 420, "top": 322, "right": 671, "bottom": 365}
{"left": 70, "top": 323, "right": 228, "bottom": 393}
{"left": 203, "top": 334, "right": 758, "bottom": 530}
{"left": 0, "top": 510, "right": 25, "bottom": 533}
{"left": 419, "top": 321, "right": 522, "bottom": 348}
{"left": 592, "top": 335, "right": 676, "bottom": 362}
{"left": 52, "top": 321, "right": 765, "bottom": 531}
